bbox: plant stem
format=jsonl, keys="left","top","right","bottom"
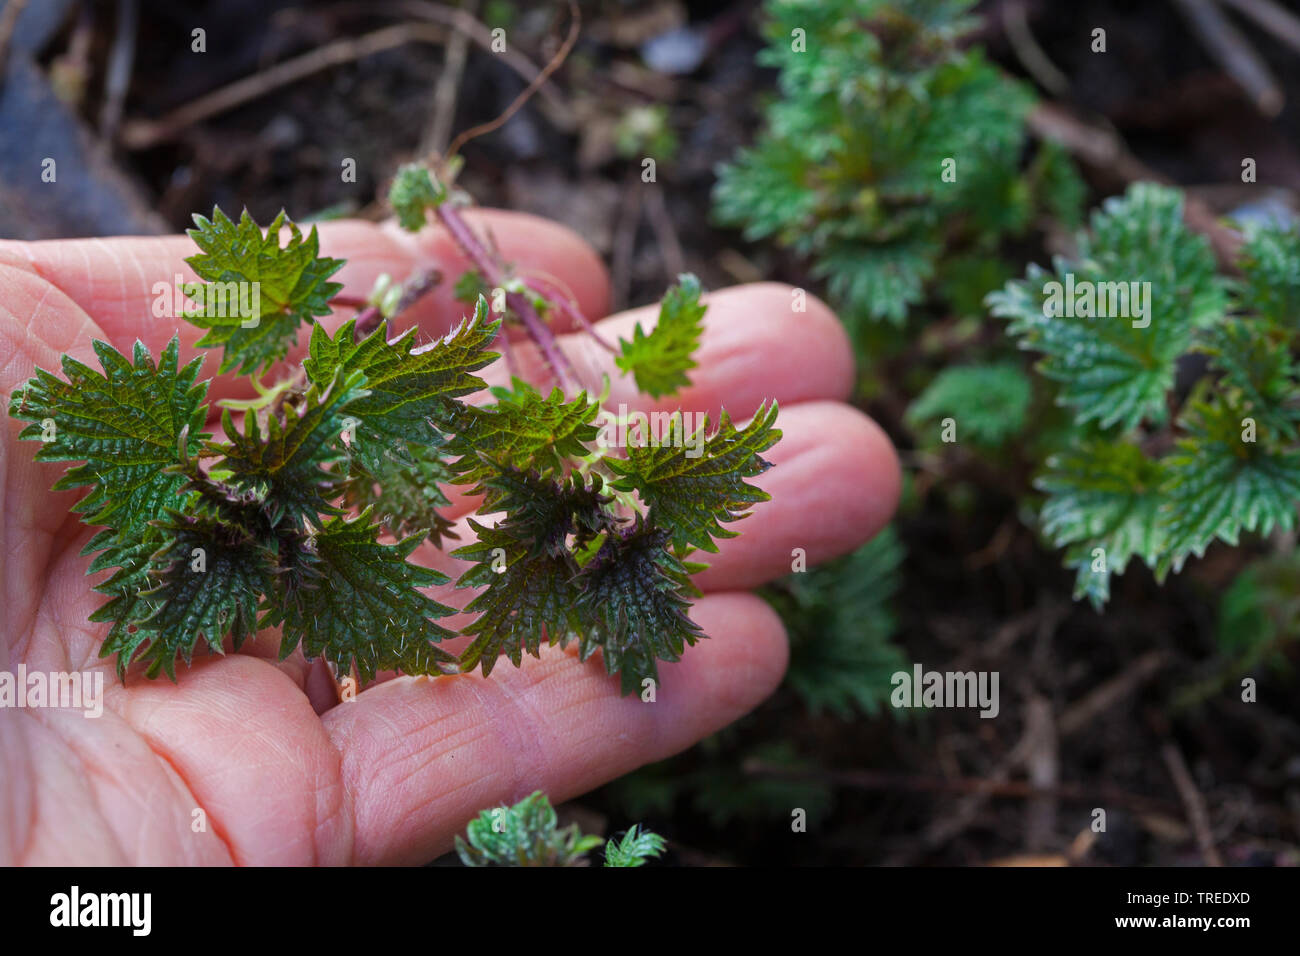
{"left": 433, "top": 201, "right": 578, "bottom": 389}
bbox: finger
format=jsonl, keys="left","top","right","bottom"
{"left": 322, "top": 591, "right": 788, "bottom": 865}
{"left": 0, "top": 210, "right": 610, "bottom": 406}
{"left": 487, "top": 282, "right": 857, "bottom": 420}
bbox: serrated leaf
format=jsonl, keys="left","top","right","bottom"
{"left": 906, "top": 362, "right": 1032, "bottom": 447}
{"left": 1236, "top": 223, "right": 1300, "bottom": 327}
{"left": 1036, "top": 439, "right": 1166, "bottom": 609}
{"left": 574, "top": 519, "right": 703, "bottom": 695}
{"left": 101, "top": 514, "right": 275, "bottom": 680}
{"left": 341, "top": 443, "right": 457, "bottom": 543}
{"left": 1202, "top": 315, "right": 1300, "bottom": 441}
{"left": 1160, "top": 394, "right": 1300, "bottom": 575}
{"left": 304, "top": 302, "right": 498, "bottom": 472}
{"left": 616, "top": 274, "right": 706, "bottom": 398}
{"left": 990, "top": 183, "right": 1227, "bottom": 431}
{"left": 7, "top": 336, "right": 208, "bottom": 535}
{"left": 216, "top": 369, "right": 368, "bottom": 527}
{"left": 453, "top": 523, "right": 585, "bottom": 676}
{"left": 269, "top": 509, "right": 456, "bottom": 682}
{"left": 388, "top": 163, "right": 447, "bottom": 231}
{"left": 446, "top": 379, "right": 600, "bottom": 486}
{"left": 455, "top": 791, "right": 604, "bottom": 867}
{"left": 603, "top": 825, "right": 666, "bottom": 867}
{"left": 185, "top": 207, "right": 345, "bottom": 374}
{"left": 608, "top": 402, "right": 780, "bottom": 554}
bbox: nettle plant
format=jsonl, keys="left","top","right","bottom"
{"left": 989, "top": 183, "right": 1300, "bottom": 607}
{"left": 456, "top": 791, "right": 664, "bottom": 867}
{"left": 7, "top": 162, "right": 780, "bottom": 694}
{"left": 714, "top": 0, "right": 1081, "bottom": 337}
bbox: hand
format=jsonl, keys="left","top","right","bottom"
{"left": 0, "top": 211, "right": 899, "bottom": 865}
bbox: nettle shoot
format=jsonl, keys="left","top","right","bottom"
{"left": 8, "top": 162, "right": 779, "bottom": 694}
{"left": 455, "top": 791, "right": 665, "bottom": 867}
{"left": 990, "top": 182, "right": 1300, "bottom": 607}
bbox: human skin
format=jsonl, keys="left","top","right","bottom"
{"left": 0, "top": 209, "right": 900, "bottom": 865}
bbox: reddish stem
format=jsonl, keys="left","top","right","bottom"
{"left": 433, "top": 202, "right": 577, "bottom": 389}
{"left": 520, "top": 274, "right": 615, "bottom": 352}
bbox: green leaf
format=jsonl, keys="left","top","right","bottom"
{"left": 1201, "top": 315, "right": 1300, "bottom": 441}
{"left": 1160, "top": 394, "right": 1300, "bottom": 575}
{"left": 340, "top": 443, "right": 457, "bottom": 543}
{"left": 7, "top": 336, "right": 208, "bottom": 535}
{"left": 615, "top": 274, "right": 706, "bottom": 398}
{"left": 603, "top": 825, "right": 666, "bottom": 867}
{"left": 1236, "top": 223, "right": 1300, "bottom": 327}
{"left": 303, "top": 301, "right": 498, "bottom": 471}
{"left": 447, "top": 379, "right": 600, "bottom": 487}
{"left": 453, "top": 523, "right": 585, "bottom": 676}
{"left": 608, "top": 402, "right": 780, "bottom": 554}
{"left": 185, "top": 208, "right": 345, "bottom": 374}
{"left": 269, "top": 509, "right": 457, "bottom": 682}
{"left": 574, "top": 519, "right": 703, "bottom": 696}
{"left": 101, "top": 514, "right": 275, "bottom": 680}
{"left": 906, "top": 362, "right": 1032, "bottom": 447}
{"left": 455, "top": 791, "right": 604, "bottom": 867}
{"left": 216, "top": 368, "right": 368, "bottom": 527}
{"left": 768, "top": 526, "right": 907, "bottom": 719}
{"left": 388, "top": 163, "right": 447, "bottom": 231}
{"left": 990, "top": 183, "right": 1227, "bottom": 431}
{"left": 1036, "top": 439, "right": 1166, "bottom": 608}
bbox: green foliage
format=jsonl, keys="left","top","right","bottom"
{"left": 607, "top": 403, "right": 780, "bottom": 554}
{"left": 714, "top": 0, "right": 1061, "bottom": 332}
{"left": 766, "top": 526, "right": 907, "bottom": 719}
{"left": 388, "top": 162, "right": 447, "bottom": 230}
{"left": 454, "top": 791, "right": 663, "bottom": 867}
{"left": 603, "top": 825, "right": 667, "bottom": 867}
{"left": 989, "top": 184, "right": 1225, "bottom": 432}
{"left": 993, "top": 183, "right": 1300, "bottom": 606}
{"left": 455, "top": 791, "right": 605, "bottom": 867}
{"left": 906, "top": 362, "right": 1033, "bottom": 447}
{"left": 615, "top": 274, "right": 705, "bottom": 399}
{"left": 185, "top": 208, "right": 344, "bottom": 375}
{"left": 10, "top": 196, "right": 761, "bottom": 693}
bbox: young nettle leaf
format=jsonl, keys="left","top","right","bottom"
{"left": 268, "top": 509, "right": 457, "bottom": 682}
{"left": 1235, "top": 223, "right": 1300, "bottom": 327}
{"left": 616, "top": 274, "right": 706, "bottom": 399}
{"left": 989, "top": 183, "right": 1226, "bottom": 431}
{"left": 603, "top": 825, "right": 667, "bottom": 867}
{"left": 104, "top": 515, "right": 275, "bottom": 680}
{"left": 452, "top": 469, "right": 617, "bottom": 674}
{"left": 453, "top": 523, "right": 586, "bottom": 676}
{"left": 907, "top": 362, "right": 1033, "bottom": 447}
{"left": 341, "top": 443, "right": 457, "bottom": 543}
{"left": 455, "top": 791, "right": 606, "bottom": 867}
{"left": 7, "top": 336, "right": 208, "bottom": 536}
{"left": 303, "top": 302, "right": 498, "bottom": 472}
{"left": 1036, "top": 440, "right": 1166, "bottom": 609}
{"left": 574, "top": 519, "right": 703, "bottom": 696}
{"left": 1202, "top": 316, "right": 1300, "bottom": 442}
{"left": 185, "top": 208, "right": 345, "bottom": 374}
{"left": 388, "top": 162, "right": 448, "bottom": 231}
{"left": 446, "top": 380, "right": 601, "bottom": 487}
{"left": 216, "top": 368, "right": 368, "bottom": 527}
{"left": 608, "top": 402, "right": 781, "bottom": 554}
{"left": 1160, "top": 393, "right": 1300, "bottom": 575}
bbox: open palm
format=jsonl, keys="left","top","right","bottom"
{"left": 0, "top": 210, "right": 898, "bottom": 865}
